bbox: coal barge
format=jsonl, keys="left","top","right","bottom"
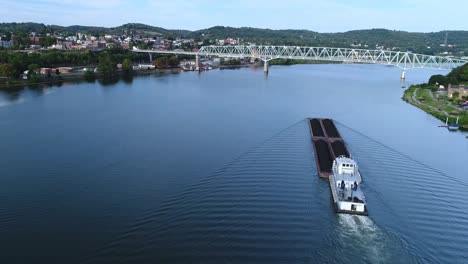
{"left": 307, "top": 118, "right": 368, "bottom": 215}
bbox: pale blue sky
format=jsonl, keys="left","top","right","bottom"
{"left": 1, "top": 0, "right": 467, "bottom": 32}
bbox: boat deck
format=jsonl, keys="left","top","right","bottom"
{"left": 308, "top": 118, "right": 368, "bottom": 216}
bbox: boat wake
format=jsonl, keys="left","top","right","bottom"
{"left": 334, "top": 215, "right": 392, "bottom": 263}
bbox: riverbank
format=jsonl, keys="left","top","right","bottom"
{"left": 0, "top": 68, "right": 183, "bottom": 90}
{"left": 403, "top": 85, "right": 468, "bottom": 130}
{"left": 1, "top": 61, "right": 346, "bottom": 90}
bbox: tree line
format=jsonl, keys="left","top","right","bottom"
{"left": 428, "top": 63, "right": 468, "bottom": 87}
{"left": 0, "top": 48, "right": 148, "bottom": 79}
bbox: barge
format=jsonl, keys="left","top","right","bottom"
{"left": 307, "top": 118, "right": 368, "bottom": 215}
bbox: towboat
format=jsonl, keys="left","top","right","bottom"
{"left": 329, "top": 156, "right": 368, "bottom": 215}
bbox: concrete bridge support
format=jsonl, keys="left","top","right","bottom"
{"left": 401, "top": 70, "right": 406, "bottom": 80}
{"left": 195, "top": 54, "right": 200, "bottom": 71}
{"left": 148, "top": 53, "right": 153, "bottom": 63}
{"left": 263, "top": 60, "right": 269, "bottom": 75}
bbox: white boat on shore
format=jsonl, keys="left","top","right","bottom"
{"left": 329, "top": 156, "right": 368, "bottom": 215}
{"left": 447, "top": 116, "right": 460, "bottom": 131}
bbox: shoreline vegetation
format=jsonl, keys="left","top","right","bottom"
{"left": 402, "top": 63, "right": 468, "bottom": 130}
{"left": 0, "top": 49, "right": 343, "bottom": 90}
{"left": 0, "top": 61, "right": 338, "bottom": 90}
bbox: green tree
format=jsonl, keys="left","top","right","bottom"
{"left": 40, "top": 36, "right": 57, "bottom": 47}
{"left": 154, "top": 56, "right": 168, "bottom": 69}
{"left": 122, "top": 58, "right": 133, "bottom": 75}
{"left": 168, "top": 56, "right": 179, "bottom": 67}
{"left": 27, "top": 63, "right": 40, "bottom": 81}
{"left": 81, "top": 50, "right": 94, "bottom": 65}
{"left": 428, "top": 74, "right": 447, "bottom": 86}
{"left": 0, "top": 63, "right": 16, "bottom": 79}
{"left": 98, "top": 52, "right": 117, "bottom": 76}
{"left": 462, "top": 66, "right": 468, "bottom": 82}
{"left": 84, "top": 70, "right": 96, "bottom": 82}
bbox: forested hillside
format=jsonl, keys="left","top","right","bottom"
{"left": 1, "top": 23, "right": 467, "bottom": 55}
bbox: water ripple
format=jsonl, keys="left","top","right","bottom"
{"left": 82, "top": 120, "right": 411, "bottom": 264}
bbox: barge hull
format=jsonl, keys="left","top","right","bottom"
{"left": 307, "top": 118, "right": 350, "bottom": 178}
{"left": 308, "top": 117, "right": 368, "bottom": 216}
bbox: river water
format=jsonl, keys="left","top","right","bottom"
{"left": 1, "top": 64, "right": 467, "bottom": 263}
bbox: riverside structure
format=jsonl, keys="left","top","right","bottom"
{"left": 132, "top": 46, "right": 467, "bottom": 76}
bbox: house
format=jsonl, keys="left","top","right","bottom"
{"left": 447, "top": 84, "right": 468, "bottom": 98}
{"left": 30, "top": 37, "right": 43, "bottom": 44}
{"left": 0, "top": 40, "right": 13, "bottom": 48}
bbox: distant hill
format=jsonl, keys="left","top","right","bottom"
{"left": 1, "top": 22, "right": 468, "bottom": 55}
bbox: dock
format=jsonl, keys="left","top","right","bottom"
{"left": 307, "top": 118, "right": 350, "bottom": 178}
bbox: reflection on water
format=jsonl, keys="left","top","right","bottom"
{"left": 0, "top": 65, "right": 467, "bottom": 263}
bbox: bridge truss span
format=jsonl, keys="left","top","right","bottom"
{"left": 198, "top": 46, "right": 467, "bottom": 70}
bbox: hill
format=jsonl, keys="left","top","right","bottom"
{"left": 1, "top": 22, "right": 468, "bottom": 55}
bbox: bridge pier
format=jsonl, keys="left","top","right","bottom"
{"left": 148, "top": 53, "right": 153, "bottom": 63}
{"left": 263, "top": 60, "right": 269, "bottom": 75}
{"left": 195, "top": 54, "right": 200, "bottom": 71}
{"left": 401, "top": 70, "right": 406, "bottom": 80}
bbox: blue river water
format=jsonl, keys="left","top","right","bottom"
{"left": 0, "top": 64, "right": 467, "bottom": 263}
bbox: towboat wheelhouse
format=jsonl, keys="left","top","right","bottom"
{"left": 330, "top": 156, "right": 367, "bottom": 214}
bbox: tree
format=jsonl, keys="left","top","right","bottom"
{"left": 27, "top": 63, "right": 40, "bottom": 80}
{"left": 84, "top": 70, "right": 96, "bottom": 82}
{"left": 154, "top": 56, "right": 168, "bottom": 69}
{"left": 452, "top": 92, "right": 460, "bottom": 99}
{"left": 97, "top": 52, "right": 117, "bottom": 76}
{"left": 38, "top": 36, "right": 57, "bottom": 48}
{"left": 462, "top": 65, "right": 468, "bottom": 82}
{"left": 122, "top": 58, "right": 133, "bottom": 75}
{"left": 168, "top": 56, "right": 179, "bottom": 67}
{"left": 81, "top": 50, "right": 94, "bottom": 65}
{"left": 0, "top": 63, "right": 16, "bottom": 79}
{"left": 428, "top": 74, "right": 447, "bottom": 86}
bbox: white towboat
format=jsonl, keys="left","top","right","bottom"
{"left": 329, "top": 156, "right": 368, "bottom": 215}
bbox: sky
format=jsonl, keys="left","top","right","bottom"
{"left": 1, "top": 0, "right": 467, "bottom": 32}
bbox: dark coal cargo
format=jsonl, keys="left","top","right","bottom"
{"left": 322, "top": 119, "right": 341, "bottom": 138}
{"left": 309, "top": 118, "right": 325, "bottom": 137}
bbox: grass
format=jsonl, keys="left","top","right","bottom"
{"left": 403, "top": 85, "right": 468, "bottom": 130}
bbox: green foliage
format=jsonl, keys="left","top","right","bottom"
{"left": 0, "top": 63, "right": 16, "bottom": 78}
{"left": 0, "top": 49, "right": 147, "bottom": 80}
{"left": 97, "top": 52, "right": 117, "bottom": 76}
{"left": 168, "top": 56, "right": 178, "bottom": 67}
{"left": 84, "top": 70, "right": 96, "bottom": 82}
{"left": 222, "top": 58, "right": 241, "bottom": 65}
{"left": 428, "top": 74, "right": 447, "bottom": 86}
{"left": 426, "top": 63, "right": 468, "bottom": 88}
{"left": 38, "top": 36, "right": 57, "bottom": 47}
{"left": 28, "top": 63, "right": 39, "bottom": 72}
{"left": 153, "top": 56, "right": 179, "bottom": 69}
{"left": 3, "top": 23, "right": 468, "bottom": 55}
{"left": 122, "top": 58, "right": 133, "bottom": 75}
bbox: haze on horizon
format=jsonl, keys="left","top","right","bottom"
{"left": 1, "top": 0, "right": 468, "bottom": 33}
